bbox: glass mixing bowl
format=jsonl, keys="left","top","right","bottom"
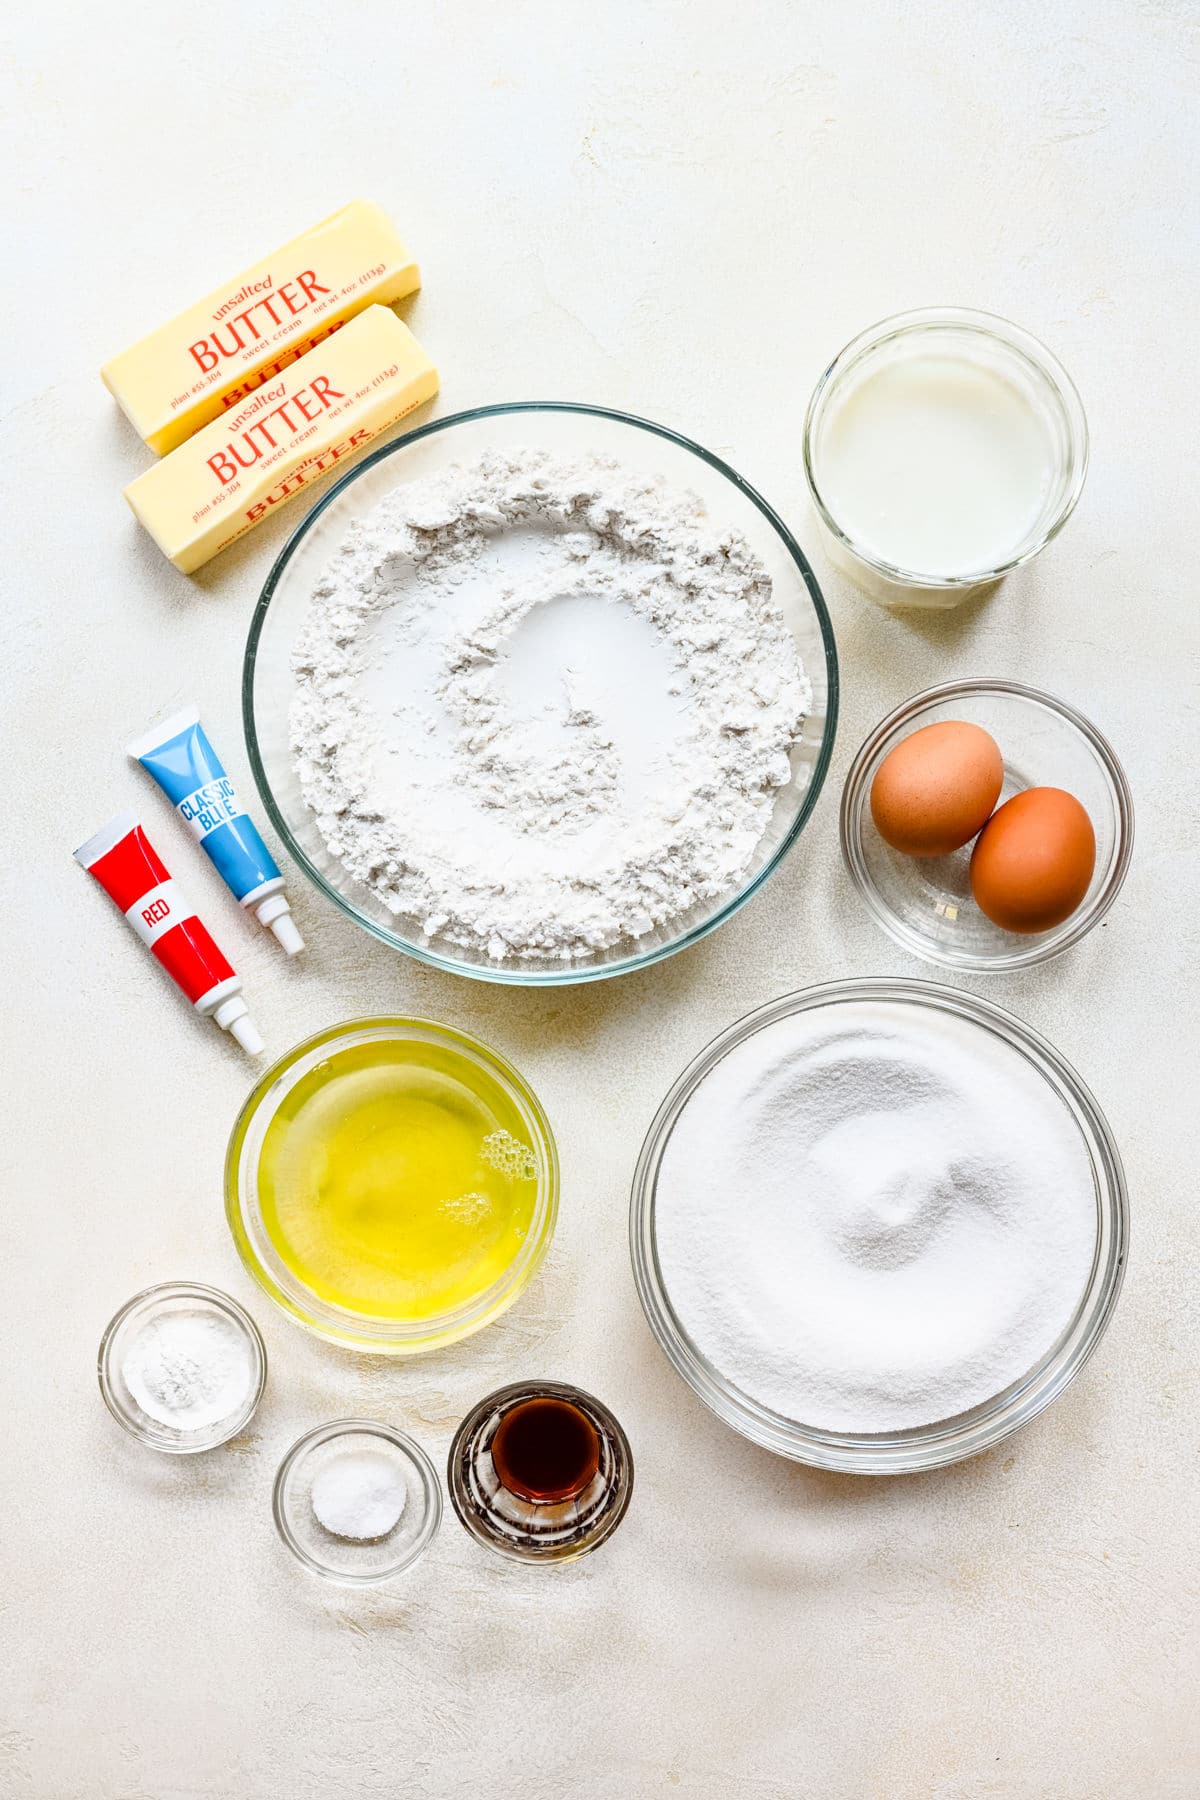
{"left": 226, "top": 1017, "right": 559, "bottom": 1353}
{"left": 630, "top": 979, "right": 1128, "bottom": 1474}
{"left": 840, "top": 680, "right": 1134, "bottom": 971}
{"left": 243, "top": 402, "right": 838, "bottom": 984}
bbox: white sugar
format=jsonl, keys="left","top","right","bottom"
{"left": 655, "top": 999, "right": 1097, "bottom": 1434}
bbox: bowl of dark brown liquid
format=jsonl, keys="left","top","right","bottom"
{"left": 447, "top": 1380, "right": 633, "bottom": 1563}
{"left": 490, "top": 1396, "right": 602, "bottom": 1503}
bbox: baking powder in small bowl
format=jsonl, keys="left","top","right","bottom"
{"left": 98, "top": 1283, "right": 266, "bottom": 1453}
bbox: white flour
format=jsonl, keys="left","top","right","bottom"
{"left": 291, "top": 449, "right": 810, "bottom": 961}
{"left": 654, "top": 999, "right": 1098, "bottom": 1434}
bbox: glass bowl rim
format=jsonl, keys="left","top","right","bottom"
{"left": 97, "top": 1279, "right": 267, "bottom": 1454}
{"left": 272, "top": 1417, "right": 443, "bottom": 1584}
{"left": 839, "top": 677, "right": 1135, "bottom": 972}
{"left": 629, "top": 976, "right": 1129, "bottom": 1474}
{"left": 802, "top": 305, "right": 1090, "bottom": 589}
{"left": 224, "top": 1014, "right": 560, "bottom": 1352}
{"left": 242, "top": 398, "right": 840, "bottom": 986}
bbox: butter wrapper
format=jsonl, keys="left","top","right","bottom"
{"left": 124, "top": 305, "right": 437, "bottom": 574}
{"left": 103, "top": 201, "right": 420, "bottom": 455}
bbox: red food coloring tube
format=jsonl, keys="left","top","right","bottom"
{"left": 73, "top": 811, "right": 263, "bottom": 1056}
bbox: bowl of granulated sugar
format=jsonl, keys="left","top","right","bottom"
{"left": 631, "top": 978, "right": 1127, "bottom": 1474}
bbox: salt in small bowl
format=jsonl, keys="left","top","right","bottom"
{"left": 273, "top": 1420, "right": 442, "bottom": 1585}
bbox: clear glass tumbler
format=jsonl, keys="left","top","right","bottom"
{"left": 804, "top": 308, "right": 1088, "bottom": 608}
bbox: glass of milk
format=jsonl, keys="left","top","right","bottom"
{"left": 803, "top": 308, "right": 1088, "bottom": 609}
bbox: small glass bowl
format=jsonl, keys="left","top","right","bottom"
{"left": 226, "top": 1017, "right": 559, "bottom": 1353}
{"left": 630, "top": 979, "right": 1128, "bottom": 1475}
{"left": 803, "top": 307, "right": 1088, "bottom": 608}
{"left": 273, "top": 1421, "right": 442, "bottom": 1584}
{"left": 840, "top": 680, "right": 1133, "bottom": 971}
{"left": 98, "top": 1281, "right": 266, "bottom": 1454}
{"left": 447, "top": 1381, "right": 634, "bottom": 1564}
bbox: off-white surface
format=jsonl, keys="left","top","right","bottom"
{"left": 2, "top": 3, "right": 1196, "bottom": 1795}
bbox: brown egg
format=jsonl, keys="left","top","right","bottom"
{"left": 870, "top": 720, "right": 1004, "bottom": 857}
{"left": 970, "top": 787, "right": 1096, "bottom": 932}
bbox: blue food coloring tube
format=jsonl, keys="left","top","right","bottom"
{"left": 129, "top": 708, "right": 304, "bottom": 956}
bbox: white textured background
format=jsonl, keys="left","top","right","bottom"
{"left": 2, "top": 3, "right": 1197, "bottom": 1796}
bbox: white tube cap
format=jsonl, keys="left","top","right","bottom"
{"left": 254, "top": 892, "right": 305, "bottom": 957}
{"left": 269, "top": 910, "right": 305, "bottom": 956}
{"left": 212, "top": 993, "right": 265, "bottom": 1057}
{"left": 228, "top": 1013, "right": 265, "bottom": 1057}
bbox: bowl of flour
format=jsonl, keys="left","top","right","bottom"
{"left": 632, "top": 979, "right": 1127, "bottom": 1473}
{"left": 244, "top": 404, "right": 837, "bottom": 982}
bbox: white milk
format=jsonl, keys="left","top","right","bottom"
{"left": 816, "top": 352, "right": 1057, "bottom": 580}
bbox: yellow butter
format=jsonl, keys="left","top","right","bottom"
{"left": 102, "top": 201, "right": 421, "bottom": 455}
{"left": 123, "top": 306, "right": 438, "bottom": 574}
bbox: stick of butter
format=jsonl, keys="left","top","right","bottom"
{"left": 123, "top": 305, "right": 438, "bottom": 574}
{"left": 102, "top": 201, "right": 421, "bottom": 455}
